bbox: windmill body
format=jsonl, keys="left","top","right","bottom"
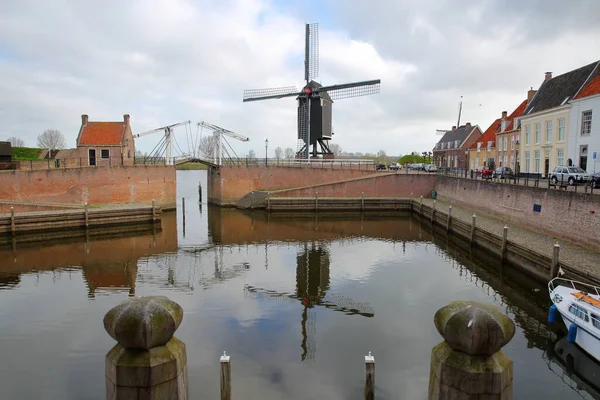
{"left": 243, "top": 23, "right": 381, "bottom": 159}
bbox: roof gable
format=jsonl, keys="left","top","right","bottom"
{"left": 78, "top": 122, "right": 126, "bottom": 146}
{"left": 436, "top": 125, "right": 475, "bottom": 146}
{"left": 524, "top": 60, "right": 599, "bottom": 116}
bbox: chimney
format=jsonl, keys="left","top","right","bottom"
{"left": 452, "top": 125, "right": 456, "bottom": 130}
{"left": 81, "top": 114, "right": 88, "bottom": 125}
{"left": 527, "top": 87, "right": 537, "bottom": 102}
{"left": 545, "top": 71, "right": 552, "bottom": 81}
{"left": 123, "top": 114, "right": 130, "bottom": 125}
{"left": 501, "top": 111, "right": 507, "bottom": 119}
{"left": 465, "top": 122, "right": 471, "bottom": 127}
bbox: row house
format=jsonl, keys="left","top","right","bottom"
{"left": 468, "top": 118, "right": 499, "bottom": 171}
{"left": 76, "top": 114, "right": 136, "bottom": 166}
{"left": 567, "top": 65, "right": 600, "bottom": 172}
{"left": 495, "top": 95, "right": 530, "bottom": 173}
{"left": 433, "top": 123, "right": 482, "bottom": 170}
{"left": 519, "top": 61, "right": 599, "bottom": 177}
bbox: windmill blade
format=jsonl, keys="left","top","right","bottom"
{"left": 306, "top": 23, "right": 319, "bottom": 82}
{"left": 318, "top": 79, "right": 381, "bottom": 100}
{"left": 243, "top": 86, "right": 301, "bottom": 102}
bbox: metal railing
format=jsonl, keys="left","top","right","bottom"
{"left": 1, "top": 156, "right": 177, "bottom": 171}
{"left": 219, "top": 157, "right": 378, "bottom": 170}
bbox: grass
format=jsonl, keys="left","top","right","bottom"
{"left": 175, "top": 162, "right": 207, "bottom": 170}
{"left": 12, "top": 147, "right": 43, "bottom": 160}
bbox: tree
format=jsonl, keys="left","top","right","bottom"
{"left": 329, "top": 143, "right": 342, "bottom": 157}
{"left": 37, "top": 129, "right": 66, "bottom": 150}
{"left": 274, "top": 146, "right": 283, "bottom": 160}
{"left": 247, "top": 150, "right": 256, "bottom": 159}
{"left": 6, "top": 136, "right": 24, "bottom": 147}
{"left": 284, "top": 147, "right": 295, "bottom": 159}
{"left": 198, "top": 135, "right": 218, "bottom": 158}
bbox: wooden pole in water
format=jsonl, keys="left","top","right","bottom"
{"left": 501, "top": 225, "right": 508, "bottom": 262}
{"left": 220, "top": 351, "right": 231, "bottom": 400}
{"left": 551, "top": 242, "right": 560, "bottom": 278}
{"left": 182, "top": 197, "right": 186, "bottom": 215}
{"left": 361, "top": 192, "right": 365, "bottom": 211}
{"left": 84, "top": 202, "right": 89, "bottom": 228}
{"left": 315, "top": 192, "right": 319, "bottom": 212}
{"left": 10, "top": 207, "right": 15, "bottom": 235}
{"left": 470, "top": 214, "right": 476, "bottom": 247}
{"left": 447, "top": 206, "right": 452, "bottom": 233}
{"left": 431, "top": 200, "right": 436, "bottom": 223}
{"left": 364, "top": 351, "right": 375, "bottom": 400}
{"left": 420, "top": 195, "right": 423, "bottom": 214}
{"left": 152, "top": 199, "right": 156, "bottom": 222}
{"left": 198, "top": 182, "right": 202, "bottom": 203}
{"left": 266, "top": 192, "right": 271, "bottom": 212}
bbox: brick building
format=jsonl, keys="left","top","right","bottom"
{"left": 75, "top": 114, "right": 135, "bottom": 166}
{"left": 433, "top": 123, "right": 482, "bottom": 170}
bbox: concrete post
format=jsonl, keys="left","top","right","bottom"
{"left": 104, "top": 296, "right": 188, "bottom": 400}
{"left": 10, "top": 207, "right": 15, "bottom": 235}
{"left": 84, "top": 203, "right": 89, "bottom": 228}
{"left": 446, "top": 206, "right": 452, "bottom": 233}
{"left": 364, "top": 351, "right": 375, "bottom": 400}
{"left": 220, "top": 352, "right": 231, "bottom": 400}
{"left": 501, "top": 225, "right": 508, "bottom": 262}
{"left": 429, "top": 301, "right": 515, "bottom": 399}
{"left": 470, "top": 214, "right": 476, "bottom": 247}
{"left": 551, "top": 242, "right": 561, "bottom": 278}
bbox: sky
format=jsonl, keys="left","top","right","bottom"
{"left": 1, "top": 0, "right": 600, "bottom": 158}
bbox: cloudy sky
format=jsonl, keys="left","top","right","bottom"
{"left": 1, "top": 0, "right": 599, "bottom": 157}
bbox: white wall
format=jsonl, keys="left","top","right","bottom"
{"left": 568, "top": 94, "right": 600, "bottom": 173}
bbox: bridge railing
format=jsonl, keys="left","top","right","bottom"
{"left": 220, "top": 158, "right": 378, "bottom": 170}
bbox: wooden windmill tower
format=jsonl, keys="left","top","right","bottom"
{"left": 244, "top": 242, "right": 374, "bottom": 360}
{"left": 242, "top": 23, "right": 381, "bottom": 159}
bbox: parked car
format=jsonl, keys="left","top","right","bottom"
{"left": 493, "top": 167, "right": 514, "bottom": 179}
{"left": 388, "top": 162, "right": 401, "bottom": 170}
{"left": 479, "top": 166, "right": 493, "bottom": 179}
{"left": 590, "top": 172, "right": 600, "bottom": 188}
{"left": 425, "top": 164, "right": 438, "bottom": 172}
{"left": 550, "top": 166, "right": 592, "bottom": 185}
{"left": 375, "top": 163, "right": 387, "bottom": 171}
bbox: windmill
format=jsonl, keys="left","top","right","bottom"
{"left": 244, "top": 242, "right": 374, "bottom": 360}
{"left": 242, "top": 23, "right": 381, "bottom": 159}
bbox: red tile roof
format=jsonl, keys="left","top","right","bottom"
{"left": 471, "top": 118, "right": 500, "bottom": 149}
{"left": 574, "top": 75, "right": 600, "bottom": 100}
{"left": 78, "top": 122, "right": 125, "bottom": 146}
{"left": 502, "top": 99, "right": 528, "bottom": 131}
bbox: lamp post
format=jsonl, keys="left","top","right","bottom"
{"left": 265, "top": 138, "right": 269, "bottom": 167}
{"left": 515, "top": 139, "right": 520, "bottom": 175}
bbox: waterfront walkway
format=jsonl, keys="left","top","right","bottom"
{"left": 421, "top": 198, "right": 600, "bottom": 282}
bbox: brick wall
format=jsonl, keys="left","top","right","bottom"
{"left": 270, "top": 173, "right": 437, "bottom": 199}
{"left": 208, "top": 166, "right": 377, "bottom": 205}
{"left": 435, "top": 176, "right": 600, "bottom": 249}
{"left": 0, "top": 166, "right": 176, "bottom": 208}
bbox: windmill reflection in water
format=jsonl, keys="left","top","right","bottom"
{"left": 244, "top": 242, "right": 375, "bottom": 360}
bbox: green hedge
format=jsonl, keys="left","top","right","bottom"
{"left": 11, "top": 147, "right": 43, "bottom": 160}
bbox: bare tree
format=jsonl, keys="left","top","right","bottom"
{"left": 274, "top": 146, "right": 283, "bottom": 160}
{"left": 284, "top": 147, "right": 295, "bottom": 159}
{"left": 329, "top": 143, "right": 342, "bottom": 157}
{"left": 198, "top": 135, "right": 218, "bottom": 158}
{"left": 37, "top": 129, "right": 66, "bottom": 150}
{"left": 6, "top": 136, "right": 25, "bottom": 147}
{"left": 247, "top": 150, "right": 256, "bottom": 159}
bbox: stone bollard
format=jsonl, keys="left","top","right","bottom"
{"left": 428, "top": 301, "right": 515, "bottom": 400}
{"left": 104, "top": 296, "right": 188, "bottom": 400}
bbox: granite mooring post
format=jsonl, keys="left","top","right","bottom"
{"left": 104, "top": 296, "right": 188, "bottom": 400}
{"left": 428, "top": 301, "right": 515, "bottom": 399}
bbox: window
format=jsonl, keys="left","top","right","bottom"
{"left": 558, "top": 118, "right": 565, "bottom": 141}
{"left": 503, "top": 137, "right": 508, "bottom": 151}
{"left": 504, "top": 155, "right": 507, "bottom": 166}
{"left": 455, "top": 140, "right": 460, "bottom": 148}
{"left": 581, "top": 110, "right": 592, "bottom": 136}
{"left": 569, "top": 304, "right": 589, "bottom": 322}
{"left": 511, "top": 136, "right": 515, "bottom": 150}
{"left": 593, "top": 314, "right": 600, "bottom": 329}
{"left": 127, "top": 150, "right": 131, "bottom": 159}
{"left": 557, "top": 149, "right": 564, "bottom": 166}
{"left": 101, "top": 149, "right": 110, "bottom": 159}
{"left": 487, "top": 141, "right": 493, "bottom": 151}
{"left": 546, "top": 120, "right": 553, "bottom": 142}
{"left": 510, "top": 155, "right": 514, "bottom": 167}
{"left": 534, "top": 150, "right": 540, "bottom": 173}
{"left": 477, "top": 142, "right": 481, "bottom": 152}
{"left": 525, "top": 124, "right": 531, "bottom": 144}
{"left": 525, "top": 151, "right": 530, "bottom": 172}
{"left": 535, "top": 123, "right": 540, "bottom": 144}
{"left": 580, "top": 145, "right": 588, "bottom": 171}
{"left": 497, "top": 139, "right": 502, "bottom": 152}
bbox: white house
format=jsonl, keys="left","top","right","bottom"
{"left": 568, "top": 69, "right": 600, "bottom": 173}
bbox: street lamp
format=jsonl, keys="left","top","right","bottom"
{"left": 265, "top": 138, "right": 269, "bottom": 166}
{"left": 515, "top": 139, "right": 520, "bottom": 175}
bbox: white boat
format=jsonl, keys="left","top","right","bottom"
{"left": 548, "top": 278, "right": 600, "bottom": 363}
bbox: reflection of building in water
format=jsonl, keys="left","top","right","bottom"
{"left": 544, "top": 336, "right": 600, "bottom": 399}
{"left": 0, "top": 273, "right": 20, "bottom": 289}
{"left": 84, "top": 261, "right": 138, "bottom": 298}
{"left": 245, "top": 241, "right": 374, "bottom": 361}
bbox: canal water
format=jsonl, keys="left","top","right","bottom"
{"left": 0, "top": 170, "right": 599, "bottom": 399}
